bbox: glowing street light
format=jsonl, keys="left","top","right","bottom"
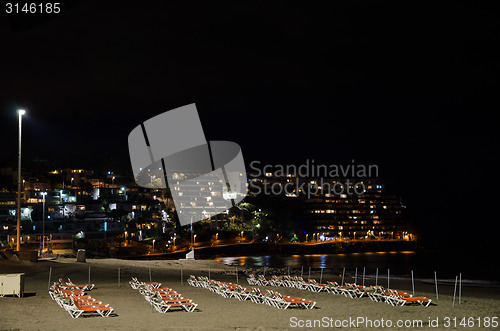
{"left": 152, "top": 239, "right": 155, "bottom": 252}
{"left": 16, "top": 109, "right": 26, "bottom": 251}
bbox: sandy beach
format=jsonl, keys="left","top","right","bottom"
{"left": 1, "top": 257, "right": 499, "bottom": 330}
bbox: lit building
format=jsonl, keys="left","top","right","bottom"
{"left": 248, "top": 172, "right": 411, "bottom": 240}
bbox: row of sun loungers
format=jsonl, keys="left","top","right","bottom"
{"left": 188, "top": 275, "right": 316, "bottom": 309}
{"left": 129, "top": 277, "right": 198, "bottom": 313}
{"left": 49, "top": 278, "right": 114, "bottom": 318}
{"left": 247, "top": 274, "right": 432, "bottom": 307}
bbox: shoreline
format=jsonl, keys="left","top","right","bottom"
{"left": 76, "top": 240, "right": 420, "bottom": 260}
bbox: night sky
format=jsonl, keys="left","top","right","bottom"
{"left": 1, "top": 1, "right": 499, "bottom": 243}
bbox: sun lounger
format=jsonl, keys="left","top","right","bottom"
{"left": 386, "top": 289, "right": 432, "bottom": 306}
{"left": 71, "top": 299, "right": 114, "bottom": 317}
{"left": 257, "top": 275, "right": 270, "bottom": 286}
{"left": 270, "top": 275, "right": 285, "bottom": 287}
{"left": 187, "top": 275, "right": 200, "bottom": 287}
{"left": 129, "top": 277, "right": 162, "bottom": 290}
{"left": 307, "top": 279, "right": 330, "bottom": 293}
{"left": 233, "top": 286, "right": 254, "bottom": 301}
{"left": 58, "top": 278, "right": 94, "bottom": 291}
{"left": 67, "top": 278, "right": 95, "bottom": 291}
{"left": 267, "top": 290, "right": 316, "bottom": 309}
{"left": 246, "top": 274, "right": 258, "bottom": 285}
{"left": 153, "top": 298, "right": 198, "bottom": 313}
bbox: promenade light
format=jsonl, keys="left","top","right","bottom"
{"left": 41, "top": 192, "right": 47, "bottom": 254}
{"left": 16, "top": 109, "right": 26, "bottom": 251}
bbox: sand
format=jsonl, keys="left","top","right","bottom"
{"left": 0, "top": 258, "right": 499, "bottom": 330}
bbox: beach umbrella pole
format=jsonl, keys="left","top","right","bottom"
{"left": 411, "top": 270, "right": 415, "bottom": 296}
{"left": 362, "top": 267, "right": 365, "bottom": 287}
{"left": 434, "top": 271, "right": 439, "bottom": 300}
{"left": 308, "top": 267, "right": 311, "bottom": 280}
{"left": 236, "top": 266, "right": 238, "bottom": 284}
{"left": 387, "top": 269, "right": 390, "bottom": 288}
{"left": 459, "top": 273, "right": 462, "bottom": 304}
{"left": 181, "top": 265, "right": 183, "bottom": 285}
{"left": 354, "top": 268, "right": 358, "bottom": 284}
{"left": 375, "top": 268, "right": 378, "bottom": 286}
{"left": 320, "top": 267, "right": 323, "bottom": 283}
{"left": 453, "top": 275, "right": 458, "bottom": 308}
{"left": 47, "top": 267, "right": 52, "bottom": 290}
{"left": 208, "top": 263, "right": 211, "bottom": 280}
{"left": 300, "top": 266, "right": 303, "bottom": 279}
{"left": 149, "top": 267, "right": 152, "bottom": 283}
{"left": 341, "top": 267, "right": 345, "bottom": 286}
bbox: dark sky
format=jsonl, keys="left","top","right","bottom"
{"left": 1, "top": 1, "right": 499, "bottom": 243}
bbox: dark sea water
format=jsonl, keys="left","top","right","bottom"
{"left": 214, "top": 250, "right": 500, "bottom": 286}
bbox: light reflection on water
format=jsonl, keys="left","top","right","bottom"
{"left": 214, "top": 251, "right": 500, "bottom": 282}
{"left": 215, "top": 251, "right": 415, "bottom": 270}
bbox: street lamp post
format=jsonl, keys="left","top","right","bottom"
{"left": 41, "top": 192, "right": 47, "bottom": 254}
{"left": 16, "top": 109, "right": 25, "bottom": 251}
